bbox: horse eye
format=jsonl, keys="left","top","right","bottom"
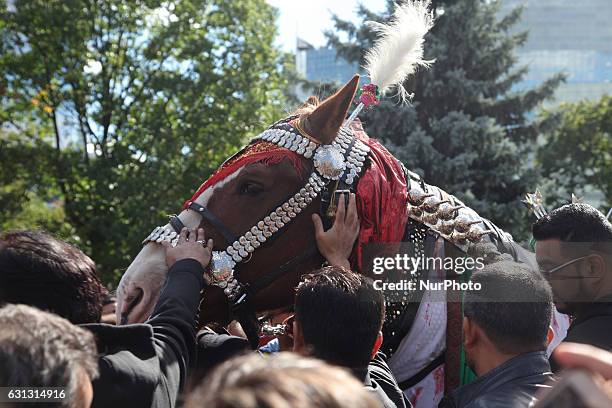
{"left": 239, "top": 181, "right": 264, "bottom": 196}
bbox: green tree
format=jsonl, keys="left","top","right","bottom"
{"left": 539, "top": 95, "right": 612, "bottom": 210}
{"left": 0, "top": 0, "right": 290, "bottom": 284}
{"left": 326, "top": 0, "right": 563, "bottom": 239}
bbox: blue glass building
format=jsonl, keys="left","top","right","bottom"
{"left": 296, "top": 0, "right": 612, "bottom": 105}
{"left": 501, "top": 0, "right": 612, "bottom": 104}
{"left": 296, "top": 38, "right": 360, "bottom": 85}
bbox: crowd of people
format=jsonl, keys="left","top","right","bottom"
{"left": 1, "top": 199, "right": 612, "bottom": 408}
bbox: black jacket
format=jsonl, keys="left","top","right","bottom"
{"left": 439, "top": 351, "right": 554, "bottom": 408}
{"left": 190, "top": 327, "right": 251, "bottom": 384}
{"left": 355, "top": 352, "right": 412, "bottom": 408}
{"left": 564, "top": 298, "right": 612, "bottom": 351}
{"left": 82, "top": 258, "right": 204, "bottom": 408}
{"left": 550, "top": 298, "right": 612, "bottom": 372}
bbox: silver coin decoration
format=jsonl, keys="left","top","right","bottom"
{"left": 313, "top": 144, "right": 346, "bottom": 180}
{"left": 209, "top": 251, "right": 236, "bottom": 284}
{"left": 143, "top": 118, "right": 370, "bottom": 299}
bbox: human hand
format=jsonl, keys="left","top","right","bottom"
{"left": 163, "top": 228, "right": 213, "bottom": 270}
{"left": 554, "top": 342, "right": 612, "bottom": 379}
{"left": 312, "top": 193, "right": 359, "bottom": 269}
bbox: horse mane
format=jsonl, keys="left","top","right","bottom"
{"left": 290, "top": 96, "right": 320, "bottom": 117}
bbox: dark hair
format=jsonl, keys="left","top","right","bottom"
{"left": 186, "top": 352, "right": 380, "bottom": 408}
{"left": 294, "top": 266, "right": 385, "bottom": 368}
{"left": 532, "top": 204, "right": 612, "bottom": 248}
{"left": 0, "top": 304, "right": 98, "bottom": 407}
{"left": 0, "top": 231, "right": 106, "bottom": 324}
{"left": 464, "top": 261, "right": 553, "bottom": 354}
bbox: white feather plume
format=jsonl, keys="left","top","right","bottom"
{"left": 364, "top": 0, "right": 434, "bottom": 103}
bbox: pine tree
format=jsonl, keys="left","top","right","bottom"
{"left": 327, "top": 0, "right": 564, "bottom": 239}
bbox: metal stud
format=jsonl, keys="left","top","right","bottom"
{"left": 454, "top": 216, "right": 481, "bottom": 233}
{"left": 438, "top": 221, "right": 455, "bottom": 235}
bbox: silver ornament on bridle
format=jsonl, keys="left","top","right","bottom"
{"left": 142, "top": 120, "right": 370, "bottom": 300}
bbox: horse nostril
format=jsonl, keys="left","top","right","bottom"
{"left": 121, "top": 287, "right": 144, "bottom": 325}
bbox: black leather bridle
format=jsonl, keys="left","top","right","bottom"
{"left": 141, "top": 118, "right": 370, "bottom": 348}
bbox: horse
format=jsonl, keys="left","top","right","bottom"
{"left": 116, "top": 75, "right": 545, "bottom": 405}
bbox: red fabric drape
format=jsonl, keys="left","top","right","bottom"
{"left": 352, "top": 120, "right": 409, "bottom": 269}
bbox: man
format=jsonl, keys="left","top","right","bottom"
{"left": 195, "top": 193, "right": 406, "bottom": 407}
{"left": 0, "top": 304, "right": 99, "bottom": 408}
{"left": 439, "top": 261, "right": 554, "bottom": 408}
{"left": 0, "top": 228, "right": 213, "bottom": 408}
{"left": 533, "top": 203, "right": 612, "bottom": 351}
{"left": 186, "top": 352, "right": 382, "bottom": 408}
{"left": 293, "top": 266, "right": 409, "bottom": 408}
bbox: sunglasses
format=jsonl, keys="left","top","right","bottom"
{"left": 540, "top": 255, "right": 595, "bottom": 278}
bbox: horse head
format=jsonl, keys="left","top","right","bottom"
{"left": 117, "top": 75, "right": 363, "bottom": 326}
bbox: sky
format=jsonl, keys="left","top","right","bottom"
{"left": 266, "top": 0, "right": 387, "bottom": 52}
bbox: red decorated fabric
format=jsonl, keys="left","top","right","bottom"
{"left": 183, "top": 141, "right": 307, "bottom": 208}
{"left": 351, "top": 120, "right": 409, "bottom": 269}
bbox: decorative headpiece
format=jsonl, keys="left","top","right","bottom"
{"left": 522, "top": 189, "right": 547, "bottom": 219}
{"left": 345, "top": 0, "right": 434, "bottom": 126}
{"left": 522, "top": 190, "right": 611, "bottom": 221}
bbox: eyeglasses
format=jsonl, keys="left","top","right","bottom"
{"left": 541, "top": 255, "right": 589, "bottom": 277}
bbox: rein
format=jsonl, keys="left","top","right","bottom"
{"left": 142, "top": 118, "right": 370, "bottom": 348}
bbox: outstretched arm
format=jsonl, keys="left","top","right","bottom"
{"left": 90, "top": 228, "right": 212, "bottom": 408}
{"left": 146, "top": 228, "right": 213, "bottom": 405}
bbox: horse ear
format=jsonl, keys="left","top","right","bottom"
{"left": 302, "top": 74, "right": 360, "bottom": 145}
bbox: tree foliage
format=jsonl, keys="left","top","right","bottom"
{"left": 0, "top": 0, "right": 290, "bottom": 284}
{"left": 326, "top": 0, "right": 564, "bottom": 239}
{"left": 539, "top": 95, "right": 612, "bottom": 210}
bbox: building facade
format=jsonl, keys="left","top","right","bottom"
{"left": 500, "top": 0, "right": 612, "bottom": 104}
{"left": 296, "top": 0, "right": 612, "bottom": 105}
